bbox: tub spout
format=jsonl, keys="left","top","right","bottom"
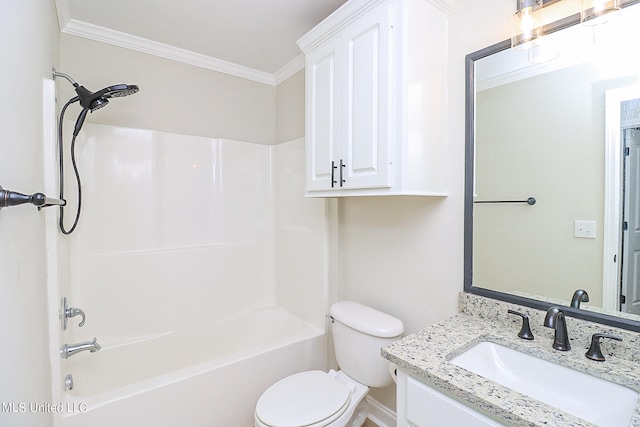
{"left": 60, "top": 337, "right": 101, "bottom": 359}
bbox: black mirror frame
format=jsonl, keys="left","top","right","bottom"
{"left": 464, "top": 1, "right": 640, "bottom": 332}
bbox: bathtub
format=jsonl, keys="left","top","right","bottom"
{"left": 55, "top": 307, "right": 326, "bottom": 427}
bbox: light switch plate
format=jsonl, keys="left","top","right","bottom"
{"left": 575, "top": 220, "right": 596, "bottom": 239}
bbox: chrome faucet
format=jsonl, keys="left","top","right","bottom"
{"left": 543, "top": 307, "right": 571, "bottom": 351}
{"left": 60, "top": 337, "right": 101, "bottom": 359}
{"left": 61, "top": 297, "right": 86, "bottom": 330}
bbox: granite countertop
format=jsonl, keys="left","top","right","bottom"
{"left": 382, "top": 295, "right": 640, "bottom": 427}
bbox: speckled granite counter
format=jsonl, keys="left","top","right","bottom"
{"left": 382, "top": 294, "right": 640, "bottom": 427}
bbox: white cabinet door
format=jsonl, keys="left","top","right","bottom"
{"left": 304, "top": 3, "right": 392, "bottom": 193}
{"left": 299, "top": 0, "right": 448, "bottom": 197}
{"left": 340, "top": 3, "right": 392, "bottom": 189}
{"left": 397, "top": 371, "right": 505, "bottom": 427}
{"left": 305, "top": 36, "right": 342, "bottom": 192}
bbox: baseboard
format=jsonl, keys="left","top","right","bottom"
{"left": 365, "top": 395, "right": 396, "bottom": 427}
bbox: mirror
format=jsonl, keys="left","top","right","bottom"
{"left": 465, "top": 0, "right": 640, "bottom": 331}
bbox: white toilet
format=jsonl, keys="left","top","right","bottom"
{"left": 255, "top": 301, "right": 404, "bottom": 427}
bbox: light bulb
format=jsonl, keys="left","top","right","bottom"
{"left": 581, "top": 0, "right": 621, "bottom": 25}
{"left": 511, "top": 0, "right": 543, "bottom": 50}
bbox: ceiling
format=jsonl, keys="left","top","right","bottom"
{"left": 55, "top": 0, "right": 348, "bottom": 85}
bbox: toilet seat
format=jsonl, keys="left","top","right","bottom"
{"left": 255, "top": 370, "right": 351, "bottom": 427}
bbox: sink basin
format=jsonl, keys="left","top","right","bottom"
{"left": 450, "top": 341, "right": 638, "bottom": 427}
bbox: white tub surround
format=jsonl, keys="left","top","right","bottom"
{"left": 48, "top": 123, "right": 329, "bottom": 426}
{"left": 383, "top": 293, "right": 640, "bottom": 427}
{"left": 59, "top": 125, "right": 326, "bottom": 341}
{"left": 62, "top": 124, "right": 279, "bottom": 335}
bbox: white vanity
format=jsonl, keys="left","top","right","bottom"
{"left": 383, "top": 293, "right": 640, "bottom": 427}
{"left": 397, "top": 370, "right": 504, "bottom": 427}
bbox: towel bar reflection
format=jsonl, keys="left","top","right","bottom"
{"left": 474, "top": 197, "right": 536, "bottom": 205}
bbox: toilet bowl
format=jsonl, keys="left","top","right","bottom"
{"left": 255, "top": 370, "right": 368, "bottom": 427}
{"left": 254, "top": 301, "right": 404, "bottom": 427}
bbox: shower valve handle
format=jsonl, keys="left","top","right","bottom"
{"left": 61, "top": 297, "right": 86, "bottom": 330}
{"left": 67, "top": 308, "right": 86, "bottom": 328}
{"left": 0, "top": 185, "right": 66, "bottom": 210}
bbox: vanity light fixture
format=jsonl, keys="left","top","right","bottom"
{"left": 511, "top": 0, "right": 563, "bottom": 63}
{"left": 581, "top": 0, "right": 621, "bottom": 25}
{"left": 511, "top": 0, "right": 544, "bottom": 50}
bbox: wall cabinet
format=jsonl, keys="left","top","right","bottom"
{"left": 396, "top": 369, "right": 506, "bottom": 427}
{"left": 298, "top": 0, "right": 449, "bottom": 197}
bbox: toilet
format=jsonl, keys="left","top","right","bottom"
{"left": 255, "top": 301, "right": 404, "bottom": 427}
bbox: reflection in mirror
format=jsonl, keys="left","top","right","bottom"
{"left": 617, "top": 98, "right": 640, "bottom": 315}
{"left": 465, "top": 1, "right": 640, "bottom": 331}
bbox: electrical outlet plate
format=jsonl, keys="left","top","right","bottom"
{"left": 575, "top": 220, "right": 596, "bottom": 239}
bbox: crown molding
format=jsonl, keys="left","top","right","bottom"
{"left": 59, "top": 19, "right": 280, "bottom": 86}
{"left": 54, "top": 0, "right": 71, "bottom": 31}
{"left": 274, "top": 54, "right": 305, "bottom": 85}
{"left": 297, "top": 0, "right": 387, "bottom": 53}
{"left": 476, "top": 54, "right": 580, "bottom": 92}
{"left": 54, "top": 0, "right": 451, "bottom": 87}
{"left": 297, "top": 0, "right": 450, "bottom": 53}
{"left": 426, "top": 0, "right": 451, "bottom": 14}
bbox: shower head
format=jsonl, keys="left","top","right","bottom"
{"left": 53, "top": 69, "right": 141, "bottom": 235}
{"left": 74, "top": 83, "right": 140, "bottom": 112}
{"left": 53, "top": 70, "right": 140, "bottom": 111}
{"left": 70, "top": 83, "right": 139, "bottom": 136}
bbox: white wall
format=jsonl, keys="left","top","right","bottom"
{"left": 0, "top": 1, "right": 59, "bottom": 427}
{"left": 273, "top": 138, "right": 329, "bottom": 329}
{"left": 59, "top": 34, "right": 277, "bottom": 145}
{"left": 276, "top": 70, "right": 305, "bottom": 144}
{"left": 475, "top": 64, "right": 605, "bottom": 305}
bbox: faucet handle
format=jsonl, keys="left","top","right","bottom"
{"left": 507, "top": 310, "right": 534, "bottom": 340}
{"left": 61, "top": 297, "right": 86, "bottom": 330}
{"left": 585, "top": 333, "right": 622, "bottom": 362}
{"left": 68, "top": 308, "right": 86, "bottom": 327}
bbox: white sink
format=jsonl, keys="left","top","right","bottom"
{"left": 450, "top": 341, "right": 638, "bottom": 427}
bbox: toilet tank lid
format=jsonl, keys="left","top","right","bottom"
{"left": 330, "top": 301, "right": 404, "bottom": 338}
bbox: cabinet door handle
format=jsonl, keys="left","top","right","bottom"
{"left": 331, "top": 161, "right": 337, "bottom": 188}
{"left": 340, "top": 159, "right": 345, "bottom": 187}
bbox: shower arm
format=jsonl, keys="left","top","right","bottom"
{"left": 52, "top": 68, "right": 78, "bottom": 86}
{"left": 0, "top": 185, "right": 66, "bottom": 210}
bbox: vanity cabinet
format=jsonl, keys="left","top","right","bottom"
{"left": 297, "top": 0, "right": 448, "bottom": 197}
{"left": 397, "top": 369, "right": 506, "bottom": 427}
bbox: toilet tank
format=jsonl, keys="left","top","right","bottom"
{"left": 329, "top": 301, "right": 404, "bottom": 388}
